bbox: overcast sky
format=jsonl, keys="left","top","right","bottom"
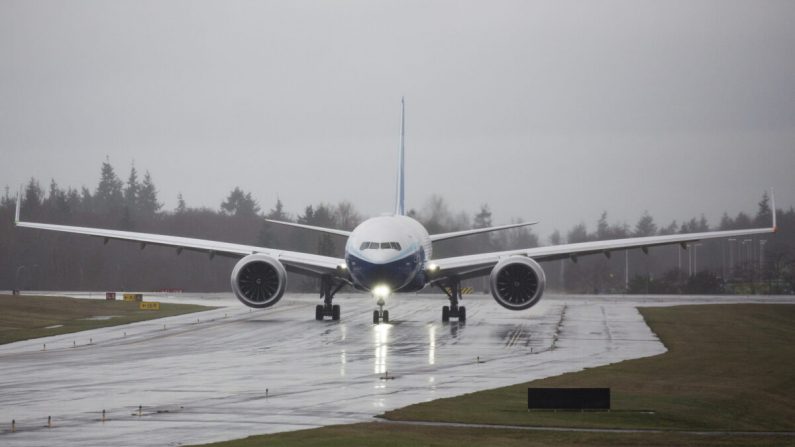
{"left": 1, "top": 0, "right": 793, "bottom": 239}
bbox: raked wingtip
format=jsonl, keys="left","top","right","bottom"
{"left": 14, "top": 186, "right": 21, "bottom": 225}
{"left": 770, "top": 188, "right": 777, "bottom": 232}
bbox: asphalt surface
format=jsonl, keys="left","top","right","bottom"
{"left": 1, "top": 292, "right": 789, "bottom": 446}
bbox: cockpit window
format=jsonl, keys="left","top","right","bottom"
{"left": 360, "top": 241, "right": 402, "bottom": 250}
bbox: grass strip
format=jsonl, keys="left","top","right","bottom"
{"left": 384, "top": 304, "right": 795, "bottom": 431}
{"left": 0, "top": 294, "right": 211, "bottom": 344}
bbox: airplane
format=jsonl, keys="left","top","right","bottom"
{"left": 14, "top": 99, "right": 778, "bottom": 324}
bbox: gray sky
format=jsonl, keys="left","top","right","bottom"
{"left": 2, "top": 0, "right": 794, "bottom": 239}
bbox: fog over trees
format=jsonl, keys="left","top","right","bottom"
{"left": 1, "top": 160, "right": 793, "bottom": 295}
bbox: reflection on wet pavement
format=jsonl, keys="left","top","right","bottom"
{"left": 0, "top": 292, "right": 677, "bottom": 446}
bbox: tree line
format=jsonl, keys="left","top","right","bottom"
{"left": 1, "top": 160, "right": 793, "bottom": 294}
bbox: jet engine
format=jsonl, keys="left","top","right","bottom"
{"left": 489, "top": 256, "right": 546, "bottom": 310}
{"left": 230, "top": 254, "right": 287, "bottom": 308}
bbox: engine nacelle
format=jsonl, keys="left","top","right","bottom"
{"left": 230, "top": 254, "right": 287, "bottom": 308}
{"left": 489, "top": 256, "right": 546, "bottom": 311}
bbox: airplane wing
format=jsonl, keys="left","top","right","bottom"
{"left": 429, "top": 221, "right": 777, "bottom": 281}
{"left": 429, "top": 221, "right": 539, "bottom": 242}
{"left": 264, "top": 219, "right": 351, "bottom": 237}
{"left": 14, "top": 195, "right": 344, "bottom": 277}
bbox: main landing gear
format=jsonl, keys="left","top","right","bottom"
{"left": 437, "top": 280, "right": 466, "bottom": 323}
{"left": 373, "top": 297, "right": 389, "bottom": 324}
{"left": 315, "top": 275, "right": 345, "bottom": 321}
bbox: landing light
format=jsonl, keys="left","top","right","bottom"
{"left": 372, "top": 285, "right": 391, "bottom": 298}
{"left": 426, "top": 263, "right": 439, "bottom": 273}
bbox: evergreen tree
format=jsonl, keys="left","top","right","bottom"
{"left": 659, "top": 220, "right": 679, "bottom": 235}
{"left": 756, "top": 191, "right": 772, "bottom": 226}
{"left": 124, "top": 164, "right": 140, "bottom": 214}
{"left": 298, "top": 205, "right": 315, "bottom": 224}
{"left": 312, "top": 203, "right": 336, "bottom": 227}
{"left": 596, "top": 211, "right": 609, "bottom": 240}
{"left": 95, "top": 159, "right": 123, "bottom": 216}
{"left": 176, "top": 193, "right": 187, "bottom": 214}
{"left": 22, "top": 178, "right": 43, "bottom": 217}
{"left": 733, "top": 212, "right": 752, "bottom": 229}
{"left": 471, "top": 204, "right": 495, "bottom": 253}
{"left": 0, "top": 186, "right": 13, "bottom": 209}
{"left": 258, "top": 198, "right": 288, "bottom": 247}
{"left": 634, "top": 211, "right": 657, "bottom": 237}
{"left": 719, "top": 212, "right": 734, "bottom": 230}
{"left": 138, "top": 171, "right": 162, "bottom": 216}
{"left": 697, "top": 215, "right": 710, "bottom": 232}
{"left": 220, "top": 187, "right": 259, "bottom": 217}
{"left": 80, "top": 187, "right": 93, "bottom": 213}
{"left": 567, "top": 223, "right": 589, "bottom": 243}
{"left": 473, "top": 204, "right": 492, "bottom": 229}
{"left": 267, "top": 198, "right": 288, "bottom": 220}
{"left": 47, "top": 179, "right": 69, "bottom": 217}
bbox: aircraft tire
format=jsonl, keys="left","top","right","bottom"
{"left": 332, "top": 305, "right": 341, "bottom": 321}
{"left": 459, "top": 306, "right": 466, "bottom": 322}
{"left": 442, "top": 306, "right": 450, "bottom": 322}
{"left": 373, "top": 310, "right": 380, "bottom": 324}
{"left": 315, "top": 305, "right": 324, "bottom": 321}
{"left": 383, "top": 310, "right": 389, "bottom": 323}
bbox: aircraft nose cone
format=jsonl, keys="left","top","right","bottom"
{"left": 347, "top": 252, "right": 420, "bottom": 291}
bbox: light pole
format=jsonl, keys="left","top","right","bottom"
{"left": 692, "top": 243, "right": 702, "bottom": 276}
{"left": 759, "top": 239, "right": 767, "bottom": 273}
{"left": 30, "top": 263, "right": 39, "bottom": 291}
{"left": 742, "top": 239, "right": 752, "bottom": 266}
{"left": 624, "top": 250, "right": 629, "bottom": 290}
{"left": 728, "top": 238, "right": 737, "bottom": 279}
{"left": 15, "top": 265, "right": 26, "bottom": 292}
{"left": 678, "top": 245, "right": 682, "bottom": 274}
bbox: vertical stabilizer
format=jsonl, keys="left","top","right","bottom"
{"left": 395, "top": 97, "right": 406, "bottom": 216}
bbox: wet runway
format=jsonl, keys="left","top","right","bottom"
{"left": 1, "top": 291, "right": 754, "bottom": 446}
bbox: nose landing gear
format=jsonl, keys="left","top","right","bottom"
{"left": 373, "top": 297, "right": 390, "bottom": 324}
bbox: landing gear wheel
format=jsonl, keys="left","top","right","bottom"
{"left": 315, "top": 305, "right": 324, "bottom": 321}
{"left": 382, "top": 310, "right": 389, "bottom": 323}
{"left": 332, "top": 305, "right": 341, "bottom": 321}
{"left": 459, "top": 306, "right": 466, "bottom": 323}
{"left": 442, "top": 306, "right": 450, "bottom": 322}
{"left": 373, "top": 310, "right": 380, "bottom": 324}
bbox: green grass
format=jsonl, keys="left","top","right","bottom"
{"left": 192, "top": 423, "right": 793, "bottom": 447}
{"left": 383, "top": 304, "right": 795, "bottom": 432}
{"left": 0, "top": 294, "right": 211, "bottom": 344}
{"left": 189, "top": 304, "right": 795, "bottom": 447}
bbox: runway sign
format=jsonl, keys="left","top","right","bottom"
{"left": 139, "top": 302, "right": 160, "bottom": 310}
{"left": 123, "top": 293, "right": 143, "bottom": 302}
{"left": 528, "top": 388, "right": 610, "bottom": 410}
{"left": 105, "top": 292, "right": 116, "bottom": 301}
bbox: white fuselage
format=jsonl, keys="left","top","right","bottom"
{"left": 344, "top": 215, "right": 431, "bottom": 292}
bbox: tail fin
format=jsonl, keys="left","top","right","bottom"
{"left": 395, "top": 97, "right": 406, "bottom": 216}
